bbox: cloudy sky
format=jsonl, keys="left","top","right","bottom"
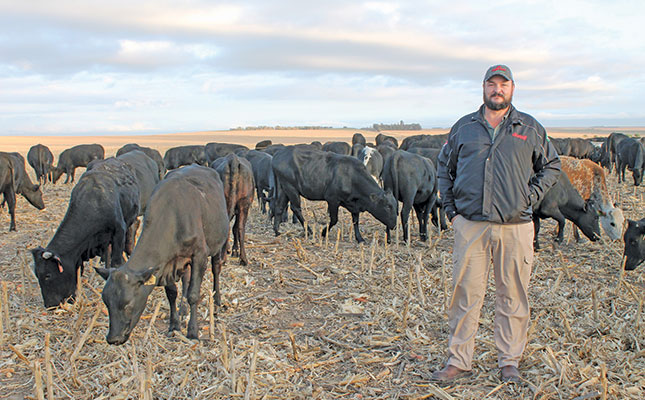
{"left": 1, "top": 1, "right": 644, "bottom": 135}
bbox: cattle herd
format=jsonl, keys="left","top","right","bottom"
{"left": 0, "top": 132, "right": 644, "bottom": 349}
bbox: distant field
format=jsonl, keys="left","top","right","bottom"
{"left": 2, "top": 127, "right": 644, "bottom": 157}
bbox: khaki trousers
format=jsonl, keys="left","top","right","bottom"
{"left": 446, "top": 215, "right": 534, "bottom": 370}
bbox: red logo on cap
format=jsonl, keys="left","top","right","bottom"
{"left": 492, "top": 66, "right": 506, "bottom": 72}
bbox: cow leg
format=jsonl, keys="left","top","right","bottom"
{"left": 400, "top": 201, "right": 413, "bottom": 242}
{"left": 186, "top": 252, "right": 208, "bottom": 340}
{"left": 237, "top": 206, "right": 250, "bottom": 266}
{"left": 70, "top": 168, "right": 76, "bottom": 183}
{"left": 533, "top": 217, "right": 541, "bottom": 250}
{"left": 285, "top": 191, "right": 308, "bottom": 233}
{"left": 110, "top": 222, "right": 128, "bottom": 267}
{"left": 351, "top": 212, "right": 365, "bottom": 243}
{"left": 231, "top": 215, "right": 240, "bottom": 257}
{"left": 211, "top": 243, "right": 227, "bottom": 307}
{"left": 573, "top": 225, "right": 582, "bottom": 242}
{"left": 4, "top": 189, "right": 16, "bottom": 232}
{"left": 553, "top": 213, "right": 567, "bottom": 244}
{"left": 414, "top": 202, "right": 430, "bottom": 242}
{"left": 178, "top": 267, "right": 190, "bottom": 317}
{"left": 322, "top": 202, "right": 339, "bottom": 238}
{"left": 164, "top": 282, "right": 181, "bottom": 333}
{"left": 125, "top": 218, "right": 141, "bottom": 256}
{"left": 272, "top": 188, "right": 289, "bottom": 236}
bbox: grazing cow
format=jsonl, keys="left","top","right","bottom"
{"left": 322, "top": 141, "right": 351, "bottom": 155}
{"left": 255, "top": 140, "right": 272, "bottom": 150}
{"left": 607, "top": 132, "right": 629, "bottom": 173}
{"left": 52, "top": 144, "right": 105, "bottom": 184}
{"left": 623, "top": 218, "right": 645, "bottom": 270}
{"left": 399, "top": 133, "right": 448, "bottom": 150}
{"left": 616, "top": 138, "right": 644, "bottom": 186}
{"left": 382, "top": 150, "right": 438, "bottom": 242}
{"left": 164, "top": 145, "right": 208, "bottom": 170}
{"left": 243, "top": 150, "right": 275, "bottom": 214}
{"left": 405, "top": 147, "right": 446, "bottom": 229}
{"left": 27, "top": 144, "right": 54, "bottom": 185}
{"left": 116, "top": 143, "right": 166, "bottom": 179}
{"left": 31, "top": 158, "right": 140, "bottom": 308}
{"left": 272, "top": 147, "right": 397, "bottom": 243}
{"left": 598, "top": 140, "right": 611, "bottom": 170}
{"left": 532, "top": 171, "right": 601, "bottom": 249}
{"left": 205, "top": 142, "right": 249, "bottom": 163}
{"left": 358, "top": 146, "right": 383, "bottom": 182}
{"left": 375, "top": 133, "right": 398, "bottom": 148}
{"left": 0, "top": 152, "right": 45, "bottom": 231}
{"left": 211, "top": 154, "right": 255, "bottom": 265}
{"left": 406, "top": 147, "right": 441, "bottom": 165}
{"left": 560, "top": 156, "right": 624, "bottom": 240}
{"left": 95, "top": 165, "right": 229, "bottom": 344}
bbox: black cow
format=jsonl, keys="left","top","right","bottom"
{"left": 376, "top": 143, "right": 396, "bottom": 164}
{"left": 399, "top": 133, "right": 448, "bottom": 150}
{"left": 116, "top": 143, "right": 166, "bottom": 179}
{"left": 607, "top": 132, "right": 629, "bottom": 173}
{"left": 616, "top": 138, "right": 644, "bottom": 186}
{"left": 322, "top": 141, "right": 351, "bottom": 155}
{"left": 243, "top": 150, "right": 275, "bottom": 214}
{"left": 52, "top": 144, "right": 105, "bottom": 184}
{"left": 351, "top": 143, "right": 365, "bottom": 158}
{"left": 271, "top": 147, "right": 397, "bottom": 243}
{"left": 27, "top": 144, "right": 54, "bottom": 185}
{"left": 383, "top": 150, "right": 438, "bottom": 242}
{"left": 164, "top": 145, "right": 208, "bottom": 170}
{"left": 31, "top": 158, "right": 140, "bottom": 308}
{"left": 532, "top": 171, "right": 601, "bottom": 249}
{"left": 405, "top": 147, "right": 446, "bottom": 230}
{"left": 567, "top": 138, "right": 598, "bottom": 161}
{"left": 0, "top": 152, "right": 45, "bottom": 231}
{"left": 550, "top": 138, "right": 572, "bottom": 156}
{"left": 211, "top": 154, "right": 255, "bottom": 265}
{"left": 255, "top": 140, "right": 272, "bottom": 150}
{"left": 375, "top": 133, "right": 398, "bottom": 148}
{"left": 352, "top": 133, "right": 367, "bottom": 146}
{"left": 95, "top": 165, "right": 229, "bottom": 344}
{"left": 406, "top": 147, "right": 441, "bottom": 164}
{"left": 205, "top": 142, "right": 249, "bottom": 163}
{"left": 624, "top": 218, "right": 645, "bottom": 270}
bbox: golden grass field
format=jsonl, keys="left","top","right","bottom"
{"left": 0, "top": 128, "right": 644, "bottom": 399}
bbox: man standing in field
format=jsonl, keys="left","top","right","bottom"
{"left": 433, "top": 65, "right": 561, "bottom": 382}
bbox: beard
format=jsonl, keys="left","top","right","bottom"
{"left": 484, "top": 92, "right": 512, "bottom": 111}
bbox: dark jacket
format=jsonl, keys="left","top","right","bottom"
{"left": 437, "top": 104, "right": 561, "bottom": 224}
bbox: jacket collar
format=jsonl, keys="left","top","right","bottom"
{"left": 473, "top": 104, "right": 522, "bottom": 125}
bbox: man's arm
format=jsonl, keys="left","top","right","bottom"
{"left": 528, "top": 125, "right": 561, "bottom": 206}
{"left": 437, "top": 130, "right": 458, "bottom": 222}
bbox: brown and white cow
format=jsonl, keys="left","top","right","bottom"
{"left": 560, "top": 156, "right": 624, "bottom": 240}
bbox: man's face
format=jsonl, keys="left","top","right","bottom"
{"left": 483, "top": 76, "right": 514, "bottom": 111}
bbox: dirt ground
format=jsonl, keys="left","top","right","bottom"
{"left": 0, "top": 129, "right": 644, "bottom": 399}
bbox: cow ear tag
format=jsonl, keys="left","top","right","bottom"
{"left": 144, "top": 274, "right": 157, "bottom": 286}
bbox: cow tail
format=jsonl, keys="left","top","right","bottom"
{"left": 270, "top": 166, "right": 279, "bottom": 219}
{"left": 391, "top": 152, "right": 400, "bottom": 198}
{"left": 228, "top": 157, "right": 240, "bottom": 218}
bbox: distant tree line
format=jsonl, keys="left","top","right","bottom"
{"left": 230, "top": 125, "right": 333, "bottom": 131}
{"left": 373, "top": 120, "right": 422, "bottom": 131}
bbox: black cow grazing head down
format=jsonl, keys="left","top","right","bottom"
{"left": 30, "top": 247, "right": 77, "bottom": 308}
{"left": 97, "top": 165, "right": 229, "bottom": 345}
{"left": 1, "top": 152, "right": 46, "bottom": 232}
{"left": 624, "top": 218, "right": 645, "bottom": 270}
{"left": 31, "top": 157, "right": 140, "bottom": 308}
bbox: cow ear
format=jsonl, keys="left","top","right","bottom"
{"left": 136, "top": 267, "right": 156, "bottom": 285}
{"left": 94, "top": 267, "right": 112, "bottom": 281}
{"left": 369, "top": 193, "right": 379, "bottom": 203}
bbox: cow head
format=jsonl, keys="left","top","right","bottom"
{"left": 369, "top": 191, "right": 398, "bottom": 230}
{"left": 600, "top": 206, "right": 624, "bottom": 241}
{"left": 577, "top": 198, "right": 601, "bottom": 242}
{"left": 51, "top": 167, "right": 64, "bottom": 184}
{"left": 22, "top": 183, "right": 45, "bottom": 210}
{"left": 30, "top": 247, "right": 77, "bottom": 308}
{"left": 96, "top": 266, "right": 155, "bottom": 345}
{"left": 623, "top": 219, "right": 645, "bottom": 270}
{"left": 632, "top": 168, "right": 643, "bottom": 186}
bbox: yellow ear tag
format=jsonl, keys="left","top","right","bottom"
{"left": 144, "top": 275, "right": 157, "bottom": 286}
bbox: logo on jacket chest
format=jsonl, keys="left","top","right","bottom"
{"left": 512, "top": 132, "right": 527, "bottom": 141}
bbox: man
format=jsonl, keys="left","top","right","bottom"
{"left": 434, "top": 65, "right": 561, "bottom": 383}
